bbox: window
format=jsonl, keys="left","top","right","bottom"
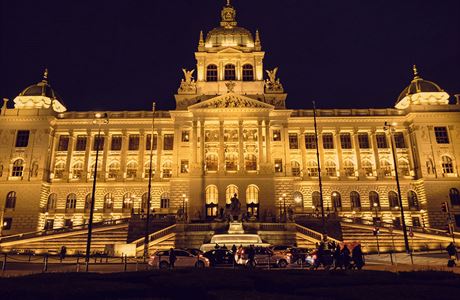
{"left": 54, "top": 162, "right": 66, "bottom": 179}
{"left": 350, "top": 191, "right": 361, "bottom": 209}
{"left": 450, "top": 188, "right": 460, "bottom": 206}
{"left": 376, "top": 133, "right": 388, "bottom": 148}
{"left": 291, "top": 161, "right": 301, "bottom": 176}
{"left": 332, "top": 192, "right": 342, "bottom": 210}
{"left": 225, "top": 185, "right": 238, "bottom": 204}
{"left": 146, "top": 134, "right": 158, "bottom": 150}
{"left": 361, "top": 160, "right": 373, "bottom": 177}
{"left": 122, "top": 193, "right": 133, "bottom": 209}
{"left": 47, "top": 193, "right": 57, "bottom": 210}
{"left": 206, "top": 186, "right": 218, "bottom": 217}
{"left": 66, "top": 193, "right": 77, "bottom": 209}
{"left": 434, "top": 127, "right": 449, "bottom": 144}
{"left": 15, "top": 130, "right": 30, "bottom": 147}
{"left": 163, "top": 134, "right": 174, "bottom": 150}
{"left": 312, "top": 191, "right": 321, "bottom": 208}
{"left": 394, "top": 132, "right": 406, "bottom": 148}
{"left": 141, "top": 193, "right": 149, "bottom": 211}
{"left": 412, "top": 217, "right": 421, "bottom": 227}
{"left": 398, "top": 159, "right": 410, "bottom": 176}
{"left": 162, "top": 161, "right": 172, "bottom": 178}
{"left": 274, "top": 159, "right": 283, "bottom": 173}
{"left": 380, "top": 159, "right": 392, "bottom": 177}
{"left": 75, "top": 136, "right": 87, "bottom": 151}
{"left": 57, "top": 135, "right": 69, "bottom": 151}
{"left": 408, "top": 191, "right": 419, "bottom": 210}
{"left": 358, "top": 133, "right": 370, "bottom": 149}
{"left": 180, "top": 160, "right": 189, "bottom": 173}
{"left": 455, "top": 215, "right": 460, "bottom": 227}
{"left": 442, "top": 156, "right": 454, "bottom": 174}
{"left": 111, "top": 135, "right": 122, "bottom": 151}
{"left": 322, "top": 133, "right": 334, "bottom": 149}
{"left": 293, "top": 192, "right": 303, "bottom": 209}
{"left": 44, "top": 219, "right": 54, "bottom": 230}
{"left": 128, "top": 135, "right": 140, "bottom": 151}
{"left": 104, "top": 193, "right": 113, "bottom": 210}
{"left": 242, "top": 64, "right": 254, "bottom": 81}
{"left": 325, "top": 160, "right": 336, "bottom": 176}
{"left": 89, "top": 161, "right": 102, "bottom": 179}
{"left": 288, "top": 133, "right": 299, "bottom": 149}
{"left": 5, "top": 191, "right": 16, "bottom": 209}
{"left": 93, "top": 135, "right": 104, "bottom": 151}
{"left": 245, "top": 154, "right": 257, "bottom": 171}
{"left": 340, "top": 133, "right": 352, "bottom": 149}
{"left": 307, "top": 161, "right": 318, "bottom": 177}
{"left": 126, "top": 161, "right": 138, "bottom": 179}
{"left": 305, "top": 133, "right": 316, "bottom": 149}
{"left": 181, "top": 131, "right": 190, "bottom": 142}
{"left": 71, "top": 162, "right": 84, "bottom": 179}
{"left": 206, "top": 154, "right": 218, "bottom": 172}
{"left": 160, "top": 193, "right": 170, "bottom": 209}
{"left": 144, "top": 162, "right": 156, "bottom": 178}
{"left": 206, "top": 64, "right": 218, "bottom": 82}
{"left": 224, "top": 64, "right": 236, "bottom": 80}
{"left": 246, "top": 185, "right": 259, "bottom": 204}
{"left": 369, "top": 191, "right": 380, "bottom": 208}
{"left": 225, "top": 154, "right": 238, "bottom": 171}
{"left": 85, "top": 194, "right": 92, "bottom": 210}
{"left": 343, "top": 160, "right": 355, "bottom": 177}
{"left": 273, "top": 130, "right": 281, "bottom": 141}
{"left": 388, "top": 191, "right": 399, "bottom": 209}
{"left": 64, "top": 219, "right": 73, "bottom": 228}
{"left": 11, "top": 159, "right": 24, "bottom": 177}
{"left": 2, "top": 218, "right": 12, "bottom": 230}
{"left": 108, "top": 162, "right": 120, "bottom": 179}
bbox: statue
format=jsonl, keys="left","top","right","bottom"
{"left": 228, "top": 193, "right": 242, "bottom": 221}
{"left": 265, "top": 67, "right": 278, "bottom": 84}
{"left": 265, "top": 67, "right": 284, "bottom": 93}
{"left": 178, "top": 68, "right": 197, "bottom": 94}
{"left": 225, "top": 81, "right": 236, "bottom": 93}
{"left": 182, "top": 68, "right": 195, "bottom": 84}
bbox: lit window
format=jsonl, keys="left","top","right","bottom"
{"left": 122, "top": 193, "right": 133, "bottom": 209}
{"left": 274, "top": 159, "right": 283, "bottom": 173}
{"left": 361, "top": 160, "right": 373, "bottom": 177}
{"left": 398, "top": 159, "right": 410, "bottom": 176}
{"left": 2, "top": 218, "right": 12, "bottom": 230}
{"left": 380, "top": 159, "right": 392, "bottom": 177}
{"left": 369, "top": 191, "right": 380, "bottom": 208}
{"left": 343, "top": 160, "right": 355, "bottom": 177}
{"left": 307, "top": 161, "right": 318, "bottom": 177}
{"left": 54, "top": 162, "right": 66, "bottom": 179}
{"left": 225, "top": 153, "right": 238, "bottom": 171}
{"left": 225, "top": 185, "right": 238, "bottom": 204}
{"left": 162, "top": 161, "right": 172, "bottom": 178}
{"left": 206, "top": 154, "right": 218, "bottom": 172}
{"left": 47, "top": 193, "right": 57, "bottom": 211}
{"left": 180, "top": 160, "right": 189, "bottom": 173}
{"left": 126, "top": 161, "right": 138, "bottom": 179}
{"left": 71, "top": 162, "right": 84, "bottom": 179}
{"left": 181, "top": 131, "right": 190, "bottom": 142}
{"left": 273, "top": 130, "right": 281, "bottom": 141}
{"left": 66, "top": 193, "right": 77, "bottom": 210}
{"left": 325, "top": 160, "right": 336, "bottom": 176}
{"left": 108, "top": 162, "right": 120, "bottom": 179}
{"left": 245, "top": 154, "right": 257, "bottom": 171}
{"left": 160, "top": 193, "right": 170, "bottom": 209}
{"left": 104, "top": 193, "right": 114, "bottom": 210}
{"left": 289, "top": 133, "right": 299, "bottom": 149}
{"left": 291, "top": 161, "right": 301, "bottom": 176}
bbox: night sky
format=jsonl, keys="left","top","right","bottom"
{"left": 1, "top": 0, "right": 459, "bottom": 112}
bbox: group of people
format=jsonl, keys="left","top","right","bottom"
{"left": 315, "top": 240, "right": 365, "bottom": 270}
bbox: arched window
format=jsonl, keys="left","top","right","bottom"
{"left": 245, "top": 154, "right": 257, "bottom": 171}
{"left": 332, "top": 192, "right": 342, "bottom": 210}
{"left": 71, "top": 162, "right": 84, "bottom": 179}
{"left": 307, "top": 161, "right": 318, "bottom": 177}
{"left": 242, "top": 64, "right": 254, "bottom": 81}
{"left": 224, "top": 64, "right": 236, "bottom": 80}
{"left": 11, "top": 159, "right": 24, "bottom": 177}
{"left": 225, "top": 153, "right": 238, "bottom": 171}
{"left": 246, "top": 185, "right": 259, "bottom": 204}
{"left": 66, "top": 193, "right": 77, "bottom": 210}
{"left": 407, "top": 190, "right": 419, "bottom": 210}
{"left": 380, "top": 159, "right": 392, "bottom": 177}
{"left": 325, "top": 160, "right": 337, "bottom": 177}
{"left": 226, "top": 185, "right": 239, "bottom": 204}
{"left": 104, "top": 193, "right": 113, "bottom": 210}
{"left": 122, "top": 193, "right": 133, "bottom": 209}
{"left": 54, "top": 162, "right": 66, "bottom": 179}
{"left": 398, "top": 159, "right": 410, "bottom": 176}
{"left": 291, "top": 161, "right": 301, "bottom": 176}
{"left": 361, "top": 160, "right": 373, "bottom": 177}
{"left": 47, "top": 193, "right": 57, "bottom": 210}
{"left": 108, "top": 162, "right": 120, "bottom": 179}
{"left": 162, "top": 161, "right": 172, "bottom": 178}
{"left": 350, "top": 191, "right": 361, "bottom": 210}
{"left": 206, "top": 64, "right": 218, "bottom": 82}
{"left": 126, "top": 161, "right": 138, "bottom": 179}
{"left": 85, "top": 193, "right": 92, "bottom": 210}
{"left": 441, "top": 156, "right": 454, "bottom": 174}
{"left": 369, "top": 191, "right": 380, "bottom": 208}
{"left": 160, "top": 193, "right": 170, "bottom": 209}
{"left": 206, "top": 185, "right": 218, "bottom": 204}
{"left": 206, "top": 154, "right": 218, "bottom": 172}
{"left": 388, "top": 191, "right": 399, "bottom": 209}
{"left": 450, "top": 188, "right": 460, "bottom": 206}
{"left": 5, "top": 191, "right": 16, "bottom": 209}
{"left": 311, "top": 191, "right": 321, "bottom": 208}
{"left": 343, "top": 160, "right": 355, "bottom": 177}
{"left": 293, "top": 191, "right": 304, "bottom": 209}
{"left": 89, "top": 160, "right": 102, "bottom": 179}
{"left": 144, "top": 162, "right": 156, "bottom": 178}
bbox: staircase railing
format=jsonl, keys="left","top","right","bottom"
{"left": 134, "top": 224, "right": 176, "bottom": 249}
{"left": 295, "top": 224, "right": 342, "bottom": 244}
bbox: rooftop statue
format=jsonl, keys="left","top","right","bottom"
{"left": 182, "top": 68, "right": 195, "bottom": 84}
{"left": 265, "top": 67, "right": 284, "bottom": 93}
{"left": 178, "top": 68, "right": 197, "bottom": 94}
{"left": 265, "top": 67, "right": 278, "bottom": 84}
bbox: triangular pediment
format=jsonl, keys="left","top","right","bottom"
{"left": 188, "top": 93, "right": 274, "bottom": 110}
{"left": 217, "top": 47, "right": 244, "bottom": 54}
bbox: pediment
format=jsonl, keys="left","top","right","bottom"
{"left": 188, "top": 93, "right": 274, "bottom": 111}
{"left": 217, "top": 48, "right": 244, "bottom": 54}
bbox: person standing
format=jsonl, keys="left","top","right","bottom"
{"left": 231, "top": 244, "right": 237, "bottom": 254}
{"left": 341, "top": 244, "right": 351, "bottom": 269}
{"left": 168, "top": 248, "right": 176, "bottom": 269}
{"left": 351, "top": 244, "right": 364, "bottom": 270}
{"left": 446, "top": 242, "right": 457, "bottom": 267}
{"left": 247, "top": 245, "right": 256, "bottom": 269}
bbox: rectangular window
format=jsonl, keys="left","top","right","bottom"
{"left": 15, "top": 130, "right": 30, "bottom": 147}
{"left": 181, "top": 160, "right": 189, "bottom": 173}
{"left": 181, "top": 131, "right": 190, "bottom": 142}
{"left": 322, "top": 133, "right": 334, "bottom": 149}
{"left": 111, "top": 135, "right": 122, "bottom": 151}
{"left": 146, "top": 134, "right": 158, "bottom": 150}
{"left": 75, "top": 136, "right": 87, "bottom": 151}
{"left": 434, "top": 127, "right": 449, "bottom": 144}
{"left": 160, "top": 198, "right": 170, "bottom": 209}
{"left": 44, "top": 219, "right": 54, "bottom": 230}
{"left": 305, "top": 133, "right": 316, "bottom": 149}
{"left": 411, "top": 217, "right": 421, "bottom": 227}
{"left": 288, "top": 133, "right": 299, "bottom": 149}
{"left": 394, "top": 132, "right": 406, "bottom": 149}
{"left": 358, "top": 133, "right": 370, "bottom": 149}
{"left": 274, "top": 159, "right": 283, "bottom": 173}
{"left": 163, "top": 134, "right": 174, "bottom": 150}
{"left": 128, "top": 135, "right": 140, "bottom": 151}
{"left": 57, "top": 135, "right": 70, "bottom": 151}
{"left": 2, "top": 218, "right": 12, "bottom": 230}
{"left": 273, "top": 130, "right": 281, "bottom": 141}
{"left": 340, "top": 133, "right": 352, "bottom": 149}
{"left": 93, "top": 136, "right": 104, "bottom": 151}
{"left": 376, "top": 133, "right": 388, "bottom": 148}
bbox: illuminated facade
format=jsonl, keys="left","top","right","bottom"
{"left": 1, "top": 1, "right": 460, "bottom": 236}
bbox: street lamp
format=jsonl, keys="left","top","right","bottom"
{"left": 85, "top": 112, "right": 109, "bottom": 272}
{"left": 185, "top": 198, "right": 189, "bottom": 223}
{"left": 420, "top": 209, "right": 426, "bottom": 228}
{"left": 279, "top": 197, "right": 283, "bottom": 222}
{"left": 144, "top": 102, "right": 156, "bottom": 261}
{"left": 182, "top": 194, "right": 186, "bottom": 222}
{"left": 282, "top": 193, "right": 287, "bottom": 222}
{"left": 384, "top": 121, "right": 410, "bottom": 253}
{"left": 312, "top": 101, "right": 326, "bottom": 234}
{"left": 373, "top": 202, "right": 381, "bottom": 255}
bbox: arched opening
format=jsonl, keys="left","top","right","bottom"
{"left": 47, "top": 193, "right": 57, "bottom": 211}
{"left": 388, "top": 191, "right": 399, "bottom": 209}
{"left": 11, "top": 159, "right": 24, "bottom": 177}
{"left": 369, "top": 191, "right": 380, "bottom": 209}
{"left": 442, "top": 156, "right": 454, "bottom": 174}
{"left": 350, "top": 191, "right": 361, "bottom": 210}
{"left": 5, "top": 191, "right": 16, "bottom": 209}
{"left": 160, "top": 193, "right": 170, "bottom": 209}
{"left": 407, "top": 190, "right": 419, "bottom": 210}
{"left": 104, "top": 193, "right": 114, "bottom": 211}
{"left": 246, "top": 185, "right": 259, "bottom": 218}
{"left": 206, "top": 64, "right": 218, "bottom": 82}
{"left": 161, "top": 161, "right": 172, "bottom": 178}
{"left": 126, "top": 161, "right": 138, "bottom": 179}
{"left": 291, "top": 161, "right": 301, "bottom": 177}
{"left": 293, "top": 191, "right": 304, "bottom": 212}
{"left": 242, "top": 64, "right": 254, "bottom": 81}
{"left": 224, "top": 64, "right": 236, "bottom": 80}
{"left": 122, "top": 193, "right": 134, "bottom": 211}
{"left": 331, "top": 191, "right": 342, "bottom": 211}
{"left": 71, "top": 162, "right": 84, "bottom": 179}
{"left": 54, "top": 162, "right": 66, "bottom": 179}
{"left": 66, "top": 193, "right": 77, "bottom": 211}
{"left": 84, "top": 193, "right": 92, "bottom": 210}
{"left": 343, "top": 160, "right": 355, "bottom": 177}
{"left": 225, "top": 185, "right": 239, "bottom": 205}
{"left": 108, "top": 161, "right": 120, "bottom": 179}
{"left": 205, "top": 185, "right": 218, "bottom": 219}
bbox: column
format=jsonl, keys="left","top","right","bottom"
{"left": 155, "top": 129, "right": 163, "bottom": 179}
{"left": 370, "top": 129, "right": 380, "bottom": 174}
{"left": 283, "top": 124, "right": 290, "bottom": 176}
{"left": 300, "top": 127, "right": 307, "bottom": 178}
{"left": 218, "top": 120, "right": 225, "bottom": 174}
{"left": 101, "top": 128, "right": 109, "bottom": 181}
{"left": 199, "top": 119, "right": 205, "bottom": 174}
{"left": 257, "top": 120, "right": 264, "bottom": 164}
{"left": 334, "top": 130, "right": 342, "bottom": 178}
{"left": 404, "top": 127, "right": 416, "bottom": 176}
{"left": 64, "top": 130, "right": 75, "bottom": 180}
{"left": 83, "top": 129, "right": 92, "bottom": 181}
{"left": 238, "top": 120, "right": 244, "bottom": 174}
{"left": 138, "top": 129, "right": 146, "bottom": 179}
{"left": 264, "top": 119, "right": 271, "bottom": 164}
{"left": 352, "top": 129, "right": 362, "bottom": 178}
{"left": 47, "top": 128, "right": 58, "bottom": 181}
{"left": 120, "top": 130, "right": 128, "bottom": 180}
{"left": 191, "top": 120, "right": 198, "bottom": 164}
{"left": 172, "top": 125, "right": 181, "bottom": 177}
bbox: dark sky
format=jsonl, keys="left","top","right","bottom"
{"left": 1, "top": 0, "right": 459, "bottom": 112}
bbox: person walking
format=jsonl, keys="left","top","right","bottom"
{"left": 351, "top": 244, "right": 364, "bottom": 270}
{"left": 333, "top": 244, "right": 341, "bottom": 269}
{"left": 168, "top": 248, "right": 176, "bottom": 269}
{"left": 341, "top": 244, "right": 351, "bottom": 269}
{"left": 247, "top": 245, "right": 256, "bottom": 269}
{"left": 446, "top": 242, "right": 457, "bottom": 267}
{"left": 59, "top": 245, "right": 67, "bottom": 261}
